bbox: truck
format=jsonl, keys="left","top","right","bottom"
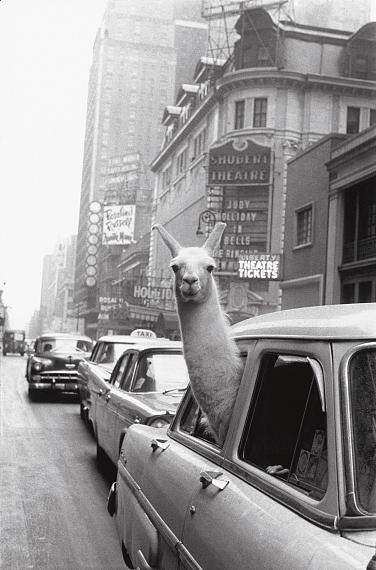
{"left": 2, "top": 330, "right": 26, "bottom": 356}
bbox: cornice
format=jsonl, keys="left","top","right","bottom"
{"left": 151, "top": 68, "right": 376, "bottom": 171}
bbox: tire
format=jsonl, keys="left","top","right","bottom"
{"left": 80, "top": 403, "right": 85, "bottom": 420}
{"left": 28, "top": 386, "right": 37, "bottom": 401}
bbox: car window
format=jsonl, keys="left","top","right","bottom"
{"left": 349, "top": 348, "right": 376, "bottom": 513}
{"left": 132, "top": 352, "right": 189, "bottom": 393}
{"left": 180, "top": 395, "right": 218, "bottom": 445}
{"left": 120, "top": 354, "right": 137, "bottom": 391}
{"left": 239, "top": 353, "right": 327, "bottom": 500}
{"left": 111, "top": 354, "right": 132, "bottom": 388}
{"left": 35, "top": 338, "right": 93, "bottom": 353}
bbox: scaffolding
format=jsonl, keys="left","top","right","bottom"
{"left": 201, "top": 0, "right": 292, "bottom": 63}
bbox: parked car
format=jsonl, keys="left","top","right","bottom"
{"left": 26, "top": 333, "right": 93, "bottom": 399}
{"left": 108, "top": 303, "right": 376, "bottom": 570}
{"left": 94, "top": 341, "right": 189, "bottom": 468}
{"left": 78, "top": 333, "right": 166, "bottom": 426}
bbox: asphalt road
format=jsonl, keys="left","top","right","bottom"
{"left": 0, "top": 354, "right": 125, "bottom": 570}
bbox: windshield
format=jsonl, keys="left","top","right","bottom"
{"left": 36, "top": 338, "right": 93, "bottom": 354}
{"left": 135, "top": 353, "right": 189, "bottom": 392}
{"left": 349, "top": 348, "right": 376, "bottom": 512}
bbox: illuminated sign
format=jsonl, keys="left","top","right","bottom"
{"left": 238, "top": 254, "right": 282, "bottom": 280}
{"left": 208, "top": 139, "right": 271, "bottom": 186}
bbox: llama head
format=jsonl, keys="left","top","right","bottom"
{"left": 152, "top": 222, "right": 226, "bottom": 304}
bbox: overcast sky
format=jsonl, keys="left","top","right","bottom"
{"left": 0, "top": 1, "right": 375, "bottom": 330}
{"left": 0, "top": 0, "right": 108, "bottom": 328}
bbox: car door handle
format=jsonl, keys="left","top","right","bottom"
{"left": 105, "top": 394, "right": 111, "bottom": 402}
{"left": 199, "top": 470, "right": 229, "bottom": 491}
{"left": 97, "top": 388, "right": 104, "bottom": 396}
{"left": 151, "top": 438, "right": 170, "bottom": 452}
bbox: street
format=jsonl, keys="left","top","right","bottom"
{"left": 0, "top": 355, "right": 125, "bottom": 570}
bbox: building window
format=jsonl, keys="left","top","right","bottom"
{"left": 346, "top": 107, "right": 360, "bottom": 134}
{"left": 370, "top": 109, "right": 376, "bottom": 127}
{"left": 253, "top": 98, "right": 267, "bottom": 128}
{"left": 176, "top": 149, "right": 187, "bottom": 176}
{"left": 161, "top": 165, "right": 171, "bottom": 189}
{"left": 296, "top": 204, "right": 313, "bottom": 247}
{"left": 234, "top": 100, "right": 245, "bottom": 129}
{"left": 257, "top": 45, "right": 270, "bottom": 66}
{"left": 193, "top": 128, "right": 207, "bottom": 160}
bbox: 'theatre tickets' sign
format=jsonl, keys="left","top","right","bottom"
{"left": 238, "top": 254, "right": 282, "bottom": 280}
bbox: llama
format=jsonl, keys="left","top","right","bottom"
{"left": 152, "top": 222, "right": 243, "bottom": 445}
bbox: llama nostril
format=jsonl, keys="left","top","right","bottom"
{"left": 183, "top": 275, "right": 198, "bottom": 285}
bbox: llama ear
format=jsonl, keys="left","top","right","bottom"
{"left": 152, "top": 223, "right": 181, "bottom": 257}
{"left": 203, "top": 222, "right": 226, "bottom": 253}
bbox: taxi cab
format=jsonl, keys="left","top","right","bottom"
{"left": 108, "top": 303, "right": 376, "bottom": 570}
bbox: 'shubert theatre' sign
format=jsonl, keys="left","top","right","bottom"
{"left": 208, "top": 139, "right": 271, "bottom": 186}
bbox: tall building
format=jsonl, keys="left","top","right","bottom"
{"left": 40, "top": 236, "right": 79, "bottom": 333}
{"left": 74, "top": 0, "right": 207, "bottom": 337}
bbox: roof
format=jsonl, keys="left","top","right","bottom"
{"left": 97, "top": 335, "right": 164, "bottom": 343}
{"left": 122, "top": 340, "right": 183, "bottom": 353}
{"left": 38, "top": 332, "right": 92, "bottom": 340}
{"left": 231, "top": 303, "right": 376, "bottom": 340}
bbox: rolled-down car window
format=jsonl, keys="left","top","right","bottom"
{"left": 349, "top": 348, "right": 376, "bottom": 512}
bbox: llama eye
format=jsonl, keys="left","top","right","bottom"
{"left": 171, "top": 264, "right": 179, "bottom": 273}
{"left": 207, "top": 265, "right": 214, "bottom": 273}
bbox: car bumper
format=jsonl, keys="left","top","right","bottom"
{"left": 29, "top": 374, "right": 79, "bottom": 392}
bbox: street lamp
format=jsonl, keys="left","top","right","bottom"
{"left": 196, "top": 209, "right": 217, "bottom": 236}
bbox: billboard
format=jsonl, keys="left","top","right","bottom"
{"left": 102, "top": 204, "right": 136, "bottom": 246}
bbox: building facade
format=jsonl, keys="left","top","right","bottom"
{"left": 73, "top": 0, "right": 207, "bottom": 337}
{"left": 148, "top": 9, "right": 376, "bottom": 326}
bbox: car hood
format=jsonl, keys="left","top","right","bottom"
{"left": 35, "top": 353, "right": 87, "bottom": 370}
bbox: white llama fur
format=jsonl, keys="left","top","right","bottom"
{"left": 152, "top": 222, "right": 243, "bottom": 445}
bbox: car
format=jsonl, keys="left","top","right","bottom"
{"left": 78, "top": 333, "right": 167, "bottom": 427}
{"left": 94, "top": 341, "right": 189, "bottom": 468}
{"left": 26, "top": 333, "right": 93, "bottom": 399}
{"left": 108, "top": 303, "right": 376, "bottom": 570}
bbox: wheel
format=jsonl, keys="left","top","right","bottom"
{"left": 80, "top": 403, "right": 85, "bottom": 420}
{"left": 28, "top": 386, "right": 37, "bottom": 401}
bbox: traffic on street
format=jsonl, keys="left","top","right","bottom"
{"left": 0, "top": 354, "right": 125, "bottom": 570}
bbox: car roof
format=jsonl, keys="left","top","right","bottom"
{"left": 122, "top": 340, "right": 183, "bottom": 352}
{"left": 96, "top": 335, "right": 167, "bottom": 343}
{"left": 37, "top": 333, "right": 93, "bottom": 341}
{"left": 231, "top": 303, "right": 376, "bottom": 341}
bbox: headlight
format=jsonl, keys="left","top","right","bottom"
{"left": 32, "top": 358, "right": 52, "bottom": 371}
{"left": 149, "top": 417, "right": 170, "bottom": 428}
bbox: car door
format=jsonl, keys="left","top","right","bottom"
{"left": 119, "top": 393, "right": 225, "bottom": 570}
{"left": 96, "top": 353, "right": 127, "bottom": 450}
{"left": 99, "top": 352, "right": 134, "bottom": 463}
{"left": 179, "top": 339, "right": 346, "bottom": 570}
{"left": 105, "top": 352, "right": 139, "bottom": 464}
